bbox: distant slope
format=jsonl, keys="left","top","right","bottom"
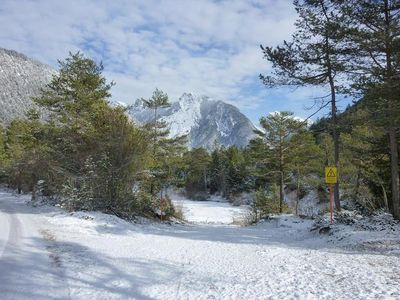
{"left": 129, "top": 93, "right": 257, "bottom": 150}
{"left": 0, "top": 48, "right": 55, "bottom": 126}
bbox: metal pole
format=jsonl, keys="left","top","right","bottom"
{"left": 330, "top": 184, "right": 333, "bottom": 224}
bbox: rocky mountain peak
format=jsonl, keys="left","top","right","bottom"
{"left": 129, "top": 93, "right": 256, "bottom": 150}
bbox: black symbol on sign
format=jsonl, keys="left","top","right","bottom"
{"left": 327, "top": 169, "right": 336, "bottom": 177}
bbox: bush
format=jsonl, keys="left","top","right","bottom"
{"left": 251, "top": 186, "right": 283, "bottom": 221}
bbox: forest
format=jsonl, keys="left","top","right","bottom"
{"left": 0, "top": 0, "right": 399, "bottom": 221}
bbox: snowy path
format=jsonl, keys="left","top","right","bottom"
{"left": 0, "top": 191, "right": 70, "bottom": 299}
{"left": 0, "top": 190, "right": 399, "bottom": 299}
{"left": 171, "top": 193, "right": 249, "bottom": 224}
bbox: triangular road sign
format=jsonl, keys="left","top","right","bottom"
{"left": 327, "top": 168, "right": 336, "bottom": 177}
{"left": 325, "top": 167, "right": 338, "bottom": 184}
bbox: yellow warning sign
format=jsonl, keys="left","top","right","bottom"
{"left": 325, "top": 167, "right": 338, "bottom": 184}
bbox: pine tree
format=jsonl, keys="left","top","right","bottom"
{"left": 289, "top": 130, "right": 324, "bottom": 215}
{"left": 182, "top": 148, "right": 211, "bottom": 199}
{"left": 224, "top": 146, "right": 250, "bottom": 197}
{"left": 141, "top": 89, "right": 171, "bottom": 159}
{"left": 209, "top": 148, "right": 225, "bottom": 195}
{"left": 4, "top": 110, "right": 51, "bottom": 199}
{"left": 247, "top": 137, "right": 271, "bottom": 189}
{"left": 139, "top": 88, "right": 187, "bottom": 216}
{"left": 341, "top": 109, "right": 390, "bottom": 211}
{"left": 255, "top": 112, "right": 305, "bottom": 213}
{"left": 260, "top": 0, "right": 348, "bottom": 210}
{"left": 338, "top": 0, "right": 400, "bottom": 218}
{"left": 30, "top": 52, "right": 151, "bottom": 214}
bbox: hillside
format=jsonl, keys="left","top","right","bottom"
{"left": 0, "top": 48, "right": 55, "bottom": 125}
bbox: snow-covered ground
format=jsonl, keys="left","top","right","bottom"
{"left": 171, "top": 192, "right": 249, "bottom": 224}
{"left": 1, "top": 190, "right": 400, "bottom": 299}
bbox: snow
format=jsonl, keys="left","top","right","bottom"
{"left": 163, "top": 93, "right": 202, "bottom": 138}
{"left": 1, "top": 189, "right": 400, "bottom": 299}
{"left": 0, "top": 191, "right": 70, "bottom": 299}
{"left": 171, "top": 192, "right": 250, "bottom": 224}
{"left": 285, "top": 189, "right": 327, "bottom": 217}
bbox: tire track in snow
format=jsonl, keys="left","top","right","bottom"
{"left": 39, "top": 229, "right": 72, "bottom": 299}
{"left": 0, "top": 205, "right": 22, "bottom": 257}
{"left": 0, "top": 195, "right": 71, "bottom": 299}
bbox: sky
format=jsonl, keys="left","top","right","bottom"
{"left": 0, "top": 0, "right": 353, "bottom": 124}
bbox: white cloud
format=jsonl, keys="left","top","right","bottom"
{"left": 0, "top": 0, "right": 298, "bottom": 118}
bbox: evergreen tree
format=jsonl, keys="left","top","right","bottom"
{"left": 338, "top": 0, "right": 400, "bottom": 218}
{"left": 246, "top": 137, "right": 271, "bottom": 189}
{"left": 4, "top": 110, "right": 52, "bottom": 199}
{"left": 289, "top": 130, "right": 324, "bottom": 215}
{"left": 30, "top": 52, "right": 150, "bottom": 214}
{"left": 255, "top": 112, "right": 305, "bottom": 213}
{"left": 33, "top": 52, "right": 114, "bottom": 196}
{"left": 141, "top": 88, "right": 171, "bottom": 159}
{"left": 139, "top": 88, "right": 187, "bottom": 216}
{"left": 340, "top": 109, "right": 390, "bottom": 211}
{"left": 252, "top": 185, "right": 281, "bottom": 221}
{"left": 209, "top": 148, "right": 226, "bottom": 195}
{"left": 182, "top": 148, "right": 211, "bottom": 198}
{"left": 260, "top": 0, "right": 348, "bottom": 210}
{"left": 224, "top": 146, "right": 250, "bottom": 196}
{"left": 207, "top": 146, "right": 250, "bottom": 199}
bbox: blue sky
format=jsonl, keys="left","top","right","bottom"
{"left": 0, "top": 0, "right": 353, "bottom": 124}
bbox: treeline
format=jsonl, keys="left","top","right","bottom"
{"left": 258, "top": 0, "right": 400, "bottom": 219}
{"left": 0, "top": 53, "right": 186, "bottom": 219}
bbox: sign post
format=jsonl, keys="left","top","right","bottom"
{"left": 329, "top": 184, "right": 333, "bottom": 224}
{"left": 325, "top": 167, "right": 337, "bottom": 224}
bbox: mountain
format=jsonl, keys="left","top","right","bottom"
{"left": 0, "top": 48, "right": 55, "bottom": 126}
{"left": 0, "top": 48, "right": 256, "bottom": 150}
{"left": 129, "top": 93, "right": 257, "bottom": 150}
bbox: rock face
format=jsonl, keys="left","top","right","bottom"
{"left": 0, "top": 48, "right": 55, "bottom": 126}
{"left": 129, "top": 93, "right": 257, "bottom": 150}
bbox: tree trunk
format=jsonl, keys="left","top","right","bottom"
{"left": 17, "top": 172, "right": 22, "bottom": 194}
{"left": 153, "top": 106, "right": 158, "bottom": 158}
{"left": 329, "top": 70, "right": 341, "bottom": 211}
{"left": 389, "top": 127, "right": 400, "bottom": 218}
{"left": 203, "top": 169, "right": 207, "bottom": 192}
{"left": 31, "top": 183, "right": 37, "bottom": 202}
{"left": 380, "top": 181, "right": 389, "bottom": 213}
{"left": 383, "top": 0, "right": 399, "bottom": 219}
{"left": 279, "top": 137, "right": 284, "bottom": 213}
{"left": 296, "top": 170, "right": 300, "bottom": 216}
{"left": 324, "top": 26, "right": 341, "bottom": 210}
{"left": 354, "top": 169, "right": 361, "bottom": 199}
{"left": 279, "top": 171, "right": 284, "bottom": 213}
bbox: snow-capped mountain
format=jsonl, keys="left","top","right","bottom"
{"left": 0, "top": 48, "right": 55, "bottom": 125}
{"left": 129, "top": 93, "right": 257, "bottom": 150}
